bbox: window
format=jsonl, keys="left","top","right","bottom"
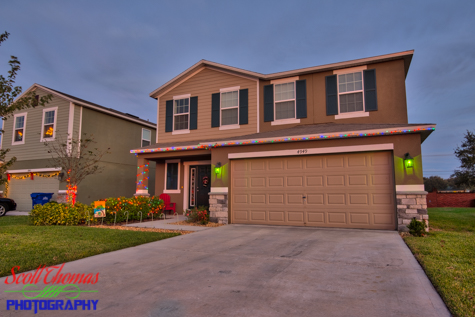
{"left": 142, "top": 128, "right": 151, "bottom": 147}
{"left": 164, "top": 160, "right": 180, "bottom": 194}
{"left": 174, "top": 98, "right": 189, "bottom": 131}
{"left": 12, "top": 113, "right": 27, "bottom": 145}
{"left": 274, "top": 82, "right": 296, "bottom": 120}
{"left": 41, "top": 107, "right": 57, "bottom": 141}
{"left": 221, "top": 89, "right": 239, "bottom": 126}
{"left": 338, "top": 72, "right": 363, "bottom": 113}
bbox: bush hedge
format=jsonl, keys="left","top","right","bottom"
{"left": 29, "top": 196, "right": 165, "bottom": 226}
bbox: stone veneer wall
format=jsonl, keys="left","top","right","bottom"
{"left": 209, "top": 192, "right": 228, "bottom": 224}
{"left": 396, "top": 191, "right": 429, "bottom": 232}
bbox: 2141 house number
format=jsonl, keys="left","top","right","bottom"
{"left": 297, "top": 149, "right": 308, "bottom": 154}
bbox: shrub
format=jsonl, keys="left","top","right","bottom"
{"left": 407, "top": 218, "right": 427, "bottom": 236}
{"left": 29, "top": 196, "right": 165, "bottom": 226}
{"left": 185, "top": 206, "right": 209, "bottom": 225}
{"left": 102, "top": 196, "right": 165, "bottom": 224}
{"left": 29, "top": 202, "right": 92, "bottom": 226}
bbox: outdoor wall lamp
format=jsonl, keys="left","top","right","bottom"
{"left": 404, "top": 153, "right": 414, "bottom": 169}
{"left": 58, "top": 172, "right": 64, "bottom": 181}
{"left": 214, "top": 162, "right": 222, "bottom": 175}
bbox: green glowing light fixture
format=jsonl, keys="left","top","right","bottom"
{"left": 214, "top": 162, "right": 222, "bottom": 174}
{"left": 404, "top": 153, "right": 414, "bottom": 169}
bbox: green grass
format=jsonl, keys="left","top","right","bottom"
{"left": 0, "top": 216, "right": 180, "bottom": 277}
{"left": 404, "top": 208, "right": 475, "bottom": 317}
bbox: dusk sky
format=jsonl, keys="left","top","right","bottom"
{"left": 1, "top": 0, "right": 474, "bottom": 178}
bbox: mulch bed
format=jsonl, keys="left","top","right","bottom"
{"left": 89, "top": 225, "right": 194, "bottom": 235}
{"left": 168, "top": 221, "right": 225, "bottom": 227}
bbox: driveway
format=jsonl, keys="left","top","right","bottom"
{"left": 0, "top": 225, "right": 449, "bottom": 317}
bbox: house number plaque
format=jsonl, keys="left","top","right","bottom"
{"left": 296, "top": 149, "right": 308, "bottom": 154}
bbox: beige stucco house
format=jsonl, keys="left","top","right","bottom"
{"left": 132, "top": 50, "right": 434, "bottom": 231}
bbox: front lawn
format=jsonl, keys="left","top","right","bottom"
{"left": 0, "top": 216, "right": 180, "bottom": 277}
{"left": 404, "top": 207, "right": 475, "bottom": 317}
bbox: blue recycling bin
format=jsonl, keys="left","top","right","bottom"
{"left": 30, "top": 193, "right": 54, "bottom": 209}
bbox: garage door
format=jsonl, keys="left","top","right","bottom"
{"left": 231, "top": 151, "right": 396, "bottom": 230}
{"left": 9, "top": 177, "right": 59, "bottom": 210}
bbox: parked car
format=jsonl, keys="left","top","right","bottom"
{"left": 0, "top": 198, "right": 17, "bottom": 216}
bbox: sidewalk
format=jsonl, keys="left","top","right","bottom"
{"left": 5, "top": 210, "right": 30, "bottom": 216}
{"left": 125, "top": 214, "right": 212, "bottom": 232}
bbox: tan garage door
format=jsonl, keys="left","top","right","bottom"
{"left": 9, "top": 177, "right": 59, "bottom": 210}
{"left": 231, "top": 151, "right": 396, "bottom": 230}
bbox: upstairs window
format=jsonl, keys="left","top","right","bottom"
{"left": 274, "top": 82, "right": 296, "bottom": 120}
{"left": 12, "top": 113, "right": 27, "bottom": 145}
{"left": 221, "top": 90, "right": 239, "bottom": 126}
{"left": 41, "top": 108, "right": 57, "bottom": 141}
{"left": 142, "top": 128, "right": 151, "bottom": 147}
{"left": 174, "top": 98, "right": 189, "bottom": 131}
{"left": 338, "top": 72, "right": 363, "bottom": 113}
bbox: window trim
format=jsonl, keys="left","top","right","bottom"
{"left": 40, "top": 107, "right": 58, "bottom": 142}
{"left": 219, "top": 86, "right": 240, "bottom": 130}
{"left": 12, "top": 112, "right": 27, "bottom": 145}
{"left": 164, "top": 159, "right": 181, "bottom": 194}
{"left": 172, "top": 94, "right": 190, "bottom": 133}
{"left": 333, "top": 66, "right": 367, "bottom": 119}
{"left": 141, "top": 128, "right": 151, "bottom": 147}
{"left": 272, "top": 77, "right": 299, "bottom": 123}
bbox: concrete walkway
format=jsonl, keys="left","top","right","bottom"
{"left": 0, "top": 225, "right": 449, "bottom": 316}
{"left": 4, "top": 210, "right": 30, "bottom": 216}
{"left": 125, "top": 214, "right": 211, "bottom": 231}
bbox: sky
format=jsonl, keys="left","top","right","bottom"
{"left": 1, "top": 0, "right": 474, "bottom": 178}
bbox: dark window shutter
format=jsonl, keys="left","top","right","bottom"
{"left": 190, "top": 96, "right": 198, "bottom": 130}
{"left": 325, "top": 75, "right": 338, "bottom": 115}
{"left": 264, "top": 84, "right": 274, "bottom": 122}
{"left": 239, "top": 89, "right": 248, "bottom": 125}
{"left": 165, "top": 100, "right": 173, "bottom": 132}
{"left": 364, "top": 69, "right": 378, "bottom": 112}
{"left": 296, "top": 79, "right": 307, "bottom": 119}
{"left": 211, "top": 93, "right": 220, "bottom": 127}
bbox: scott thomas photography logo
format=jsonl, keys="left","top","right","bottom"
{"left": 4, "top": 263, "right": 100, "bottom": 314}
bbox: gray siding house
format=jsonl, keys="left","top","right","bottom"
{"left": 1, "top": 84, "right": 156, "bottom": 210}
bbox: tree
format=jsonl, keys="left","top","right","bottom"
{"left": 43, "top": 134, "right": 110, "bottom": 205}
{"left": 451, "top": 130, "right": 475, "bottom": 190}
{"left": 0, "top": 31, "right": 52, "bottom": 185}
{"left": 423, "top": 176, "right": 448, "bottom": 192}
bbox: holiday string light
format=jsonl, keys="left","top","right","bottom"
{"left": 136, "top": 164, "right": 150, "bottom": 190}
{"left": 130, "top": 126, "right": 436, "bottom": 154}
{"left": 9, "top": 172, "right": 60, "bottom": 180}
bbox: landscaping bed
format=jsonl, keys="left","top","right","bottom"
{"left": 168, "top": 221, "right": 225, "bottom": 227}
{"left": 0, "top": 216, "right": 181, "bottom": 277}
{"left": 403, "top": 207, "right": 475, "bottom": 317}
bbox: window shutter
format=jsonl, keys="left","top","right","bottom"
{"left": 364, "top": 69, "right": 378, "bottom": 112}
{"left": 296, "top": 79, "right": 307, "bottom": 119}
{"left": 264, "top": 84, "right": 274, "bottom": 122}
{"left": 325, "top": 75, "right": 338, "bottom": 115}
{"left": 165, "top": 100, "right": 173, "bottom": 132}
{"left": 239, "top": 89, "right": 248, "bottom": 125}
{"left": 211, "top": 93, "right": 220, "bottom": 127}
{"left": 190, "top": 96, "right": 198, "bottom": 130}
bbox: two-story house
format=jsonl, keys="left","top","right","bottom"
{"left": 1, "top": 84, "right": 156, "bottom": 210}
{"left": 131, "top": 50, "right": 434, "bottom": 232}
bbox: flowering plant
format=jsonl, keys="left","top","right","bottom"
{"left": 185, "top": 206, "right": 209, "bottom": 225}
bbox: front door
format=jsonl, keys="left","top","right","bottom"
{"left": 189, "top": 165, "right": 211, "bottom": 209}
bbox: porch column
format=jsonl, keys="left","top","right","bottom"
{"left": 134, "top": 157, "right": 150, "bottom": 197}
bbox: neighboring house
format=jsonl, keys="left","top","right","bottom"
{"left": 1, "top": 84, "right": 156, "bottom": 210}
{"left": 131, "top": 50, "right": 434, "bottom": 232}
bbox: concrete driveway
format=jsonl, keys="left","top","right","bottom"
{"left": 0, "top": 225, "right": 450, "bottom": 317}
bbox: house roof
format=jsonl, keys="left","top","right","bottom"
{"left": 130, "top": 122, "right": 435, "bottom": 154}
{"left": 20, "top": 84, "right": 156, "bottom": 129}
{"left": 149, "top": 50, "right": 414, "bottom": 99}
